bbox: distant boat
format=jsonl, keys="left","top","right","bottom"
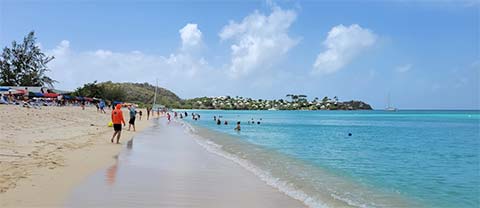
{"left": 385, "top": 93, "right": 397, "bottom": 111}
{"left": 268, "top": 107, "right": 278, "bottom": 111}
{"left": 385, "top": 106, "right": 397, "bottom": 111}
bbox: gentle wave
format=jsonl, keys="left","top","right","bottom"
{"left": 176, "top": 110, "right": 479, "bottom": 208}
{"left": 181, "top": 120, "right": 331, "bottom": 208}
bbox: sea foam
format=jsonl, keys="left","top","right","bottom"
{"left": 180, "top": 120, "right": 329, "bottom": 208}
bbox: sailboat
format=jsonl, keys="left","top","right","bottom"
{"left": 385, "top": 93, "right": 397, "bottom": 111}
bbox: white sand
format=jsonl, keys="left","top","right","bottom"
{"left": 0, "top": 105, "right": 151, "bottom": 207}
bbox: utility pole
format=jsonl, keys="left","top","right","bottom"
{"left": 153, "top": 79, "right": 158, "bottom": 108}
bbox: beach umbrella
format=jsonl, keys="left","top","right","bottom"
{"left": 0, "top": 87, "right": 10, "bottom": 91}
{"left": 63, "top": 95, "right": 72, "bottom": 100}
{"left": 28, "top": 92, "right": 44, "bottom": 97}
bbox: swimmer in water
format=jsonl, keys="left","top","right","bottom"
{"left": 234, "top": 121, "right": 241, "bottom": 131}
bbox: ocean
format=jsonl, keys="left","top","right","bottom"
{"left": 182, "top": 110, "right": 480, "bottom": 207}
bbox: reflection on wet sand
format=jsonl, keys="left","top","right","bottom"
{"left": 106, "top": 139, "right": 133, "bottom": 186}
{"left": 106, "top": 162, "right": 118, "bottom": 186}
{"left": 127, "top": 139, "right": 133, "bottom": 150}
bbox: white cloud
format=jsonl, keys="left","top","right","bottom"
{"left": 45, "top": 24, "right": 213, "bottom": 97}
{"left": 50, "top": 40, "right": 70, "bottom": 57}
{"left": 313, "top": 24, "right": 377, "bottom": 74}
{"left": 395, "top": 64, "right": 412, "bottom": 73}
{"left": 219, "top": 6, "right": 299, "bottom": 78}
{"left": 179, "top": 23, "right": 203, "bottom": 50}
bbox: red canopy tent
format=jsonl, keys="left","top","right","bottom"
{"left": 43, "top": 93, "right": 60, "bottom": 98}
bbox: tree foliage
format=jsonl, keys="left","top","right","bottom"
{"left": 72, "top": 81, "right": 104, "bottom": 98}
{"left": 72, "top": 81, "right": 180, "bottom": 107}
{"left": 0, "top": 31, "right": 56, "bottom": 87}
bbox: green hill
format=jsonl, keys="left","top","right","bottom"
{"left": 73, "top": 81, "right": 182, "bottom": 108}
{"left": 73, "top": 81, "right": 372, "bottom": 110}
{"left": 100, "top": 82, "right": 181, "bottom": 107}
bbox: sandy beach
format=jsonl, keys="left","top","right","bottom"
{"left": 0, "top": 105, "right": 151, "bottom": 207}
{"left": 0, "top": 105, "right": 305, "bottom": 207}
{"left": 67, "top": 118, "right": 305, "bottom": 207}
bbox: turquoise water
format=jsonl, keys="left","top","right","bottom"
{"left": 181, "top": 110, "right": 480, "bottom": 207}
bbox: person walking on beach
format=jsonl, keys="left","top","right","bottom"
{"left": 99, "top": 100, "right": 106, "bottom": 114}
{"left": 81, "top": 100, "right": 86, "bottom": 110}
{"left": 139, "top": 110, "right": 143, "bottom": 120}
{"left": 111, "top": 104, "right": 125, "bottom": 144}
{"left": 128, "top": 105, "right": 136, "bottom": 131}
{"left": 167, "top": 112, "right": 171, "bottom": 123}
{"left": 146, "top": 106, "right": 151, "bottom": 120}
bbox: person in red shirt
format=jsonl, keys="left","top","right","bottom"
{"left": 111, "top": 104, "right": 126, "bottom": 144}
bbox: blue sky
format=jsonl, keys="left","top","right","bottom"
{"left": 1, "top": 0, "right": 478, "bottom": 109}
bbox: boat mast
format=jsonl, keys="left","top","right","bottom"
{"left": 387, "top": 93, "right": 391, "bottom": 109}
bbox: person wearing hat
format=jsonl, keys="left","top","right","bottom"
{"left": 111, "top": 104, "right": 126, "bottom": 144}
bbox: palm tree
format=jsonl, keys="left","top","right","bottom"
{"left": 298, "top": 95, "right": 307, "bottom": 103}
{"left": 286, "top": 94, "right": 292, "bottom": 101}
{"left": 291, "top": 95, "right": 299, "bottom": 102}
{"left": 322, "top": 96, "right": 329, "bottom": 103}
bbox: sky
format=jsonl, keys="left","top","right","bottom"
{"left": 0, "top": 0, "right": 478, "bottom": 109}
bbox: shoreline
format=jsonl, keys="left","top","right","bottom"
{"left": 0, "top": 105, "right": 152, "bottom": 207}
{"left": 66, "top": 118, "right": 306, "bottom": 207}
{"left": 185, "top": 122, "right": 349, "bottom": 208}
{"left": 180, "top": 114, "right": 420, "bottom": 208}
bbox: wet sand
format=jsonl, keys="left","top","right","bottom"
{"left": 0, "top": 105, "right": 151, "bottom": 207}
{"left": 67, "top": 118, "right": 305, "bottom": 207}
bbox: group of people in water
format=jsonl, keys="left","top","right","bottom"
{"left": 162, "top": 111, "right": 259, "bottom": 132}
{"left": 212, "top": 115, "right": 262, "bottom": 131}
{"left": 163, "top": 111, "right": 201, "bottom": 123}
{"left": 212, "top": 116, "right": 242, "bottom": 131}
